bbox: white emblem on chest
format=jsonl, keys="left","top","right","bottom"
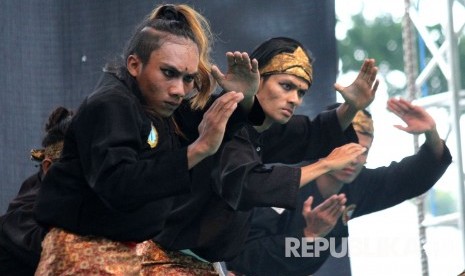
{"left": 147, "top": 123, "right": 158, "bottom": 148}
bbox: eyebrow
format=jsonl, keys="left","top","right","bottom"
{"left": 290, "top": 81, "right": 309, "bottom": 94}
{"left": 162, "top": 64, "right": 198, "bottom": 78}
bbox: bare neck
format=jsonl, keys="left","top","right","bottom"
{"left": 316, "top": 174, "right": 344, "bottom": 198}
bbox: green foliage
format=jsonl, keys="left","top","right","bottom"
{"left": 338, "top": 14, "right": 403, "bottom": 74}
{"left": 425, "top": 189, "right": 457, "bottom": 216}
{"left": 337, "top": 12, "right": 465, "bottom": 98}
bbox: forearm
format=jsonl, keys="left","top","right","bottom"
{"left": 187, "top": 141, "right": 210, "bottom": 169}
{"left": 424, "top": 127, "right": 444, "bottom": 161}
{"left": 336, "top": 102, "right": 358, "bottom": 131}
{"left": 300, "top": 160, "right": 330, "bottom": 187}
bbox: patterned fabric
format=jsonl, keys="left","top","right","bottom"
{"left": 35, "top": 228, "right": 141, "bottom": 275}
{"left": 35, "top": 228, "right": 218, "bottom": 275}
{"left": 137, "top": 240, "right": 218, "bottom": 276}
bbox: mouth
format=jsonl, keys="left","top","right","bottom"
{"left": 282, "top": 108, "right": 293, "bottom": 117}
{"left": 165, "top": 101, "right": 181, "bottom": 110}
{"left": 342, "top": 168, "right": 356, "bottom": 175}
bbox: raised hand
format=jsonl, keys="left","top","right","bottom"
{"left": 302, "top": 194, "right": 347, "bottom": 238}
{"left": 387, "top": 97, "right": 436, "bottom": 135}
{"left": 335, "top": 58, "right": 379, "bottom": 110}
{"left": 187, "top": 91, "right": 244, "bottom": 169}
{"left": 211, "top": 51, "right": 260, "bottom": 100}
{"left": 323, "top": 143, "right": 367, "bottom": 171}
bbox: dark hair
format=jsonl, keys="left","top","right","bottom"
{"left": 106, "top": 4, "right": 214, "bottom": 110}
{"left": 123, "top": 5, "right": 197, "bottom": 66}
{"left": 250, "top": 37, "right": 313, "bottom": 74}
{"left": 41, "top": 107, "right": 73, "bottom": 147}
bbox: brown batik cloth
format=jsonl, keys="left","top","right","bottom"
{"left": 136, "top": 240, "right": 219, "bottom": 276}
{"left": 35, "top": 228, "right": 141, "bottom": 275}
{"left": 35, "top": 228, "right": 218, "bottom": 276}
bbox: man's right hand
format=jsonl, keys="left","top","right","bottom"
{"left": 302, "top": 194, "right": 347, "bottom": 238}
{"left": 187, "top": 91, "right": 244, "bottom": 169}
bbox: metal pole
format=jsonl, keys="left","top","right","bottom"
{"left": 402, "top": 1, "right": 429, "bottom": 275}
{"left": 445, "top": 0, "right": 465, "bottom": 265}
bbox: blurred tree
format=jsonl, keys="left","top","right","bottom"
{"left": 338, "top": 12, "right": 463, "bottom": 218}
{"left": 337, "top": 13, "right": 465, "bottom": 98}
{"left": 425, "top": 189, "right": 457, "bottom": 216}
{"left": 338, "top": 14, "right": 404, "bottom": 96}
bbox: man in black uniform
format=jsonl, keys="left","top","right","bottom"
{"left": 226, "top": 98, "right": 451, "bottom": 276}
{"left": 0, "top": 107, "right": 73, "bottom": 275}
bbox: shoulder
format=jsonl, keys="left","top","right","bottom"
{"left": 77, "top": 81, "right": 144, "bottom": 123}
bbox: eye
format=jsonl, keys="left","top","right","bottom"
{"left": 297, "top": 90, "right": 306, "bottom": 98}
{"left": 183, "top": 75, "right": 195, "bottom": 84}
{"left": 280, "top": 82, "right": 292, "bottom": 91}
{"left": 162, "top": 69, "right": 176, "bottom": 78}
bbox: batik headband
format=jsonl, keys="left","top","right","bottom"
{"left": 260, "top": 46, "right": 313, "bottom": 84}
{"left": 30, "top": 141, "right": 64, "bottom": 162}
{"left": 353, "top": 111, "right": 374, "bottom": 137}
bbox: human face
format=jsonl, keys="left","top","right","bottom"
{"left": 329, "top": 132, "right": 373, "bottom": 184}
{"left": 256, "top": 74, "right": 309, "bottom": 126}
{"left": 128, "top": 36, "right": 199, "bottom": 117}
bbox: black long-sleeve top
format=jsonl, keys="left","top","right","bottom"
{"left": 0, "top": 171, "right": 46, "bottom": 274}
{"left": 34, "top": 69, "right": 260, "bottom": 242}
{"left": 155, "top": 111, "right": 358, "bottom": 261}
{"left": 226, "top": 142, "right": 452, "bottom": 276}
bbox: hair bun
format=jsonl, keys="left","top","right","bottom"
{"left": 158, "top": 4, "right": 181, "bottom": 21}
{"left": 45, "top": 106, "right": 73, "bottom": 132}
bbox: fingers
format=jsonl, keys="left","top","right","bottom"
{"left": 320, "top": 194, "right": 346, "bottom": 209}
{"left": 326, "top": 143, "right": 366, "bottom": 170}
{"left": 251, "top": 58, "right": 259, "bottom": 73}
{"left": 329, "top": 143, "right": 366, "bottom": 159}
{"left": 387, "top": 97, "right": 414, "bottom": 118}
{"left": 340, "top": 142, "right": 367, "bottom": 153}
{"left": 368, "top": 63, "right": 378, "bottom": 85}
{"left": 333, "top": 83, "right": 344, "bottom": 93}
{"left": 372, "top": 79, "right": 380, "bottom": 92}
{"left": 315, "top": 194, "right": 346, "bottom": 218}
{"left": 226, "top": 52, "right": 236, "bottom": 66}
{"left": 227, "top": 51, "right": 252, "bottom": 68}
{"left": 393, "top": 124, "right": 408, "bottom": 132}
{"left": 302, "top": 196, "right": 314, "bottom": 216}
{"left": 358, "top": 58, "right": 378, "bottom": 86}
{"left": 210, "top": 64, "right": 225, "bottom": 82}
{"left": 206, "top": 91, "right": 244, "bottom": 120}
{"left": 359, "top": 59, "right": 372, "bottom": 79}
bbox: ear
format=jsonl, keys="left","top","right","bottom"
{"left": 127, "top": 55, "right": 142, "bottom": 77}
{"left": 41, "top": 158, "right": 53, "bottom": 175}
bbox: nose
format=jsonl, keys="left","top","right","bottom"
{"left": 169, "top": 79, "right": 187, "bottom": 100}
{"left": 288, "top": 90, "right": 302, "bottom": 106}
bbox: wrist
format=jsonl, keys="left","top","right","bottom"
{"left": 187, "top": 141, "right": 210, "bottom": 169}
{"left": 303, "top": 227, "right": 318, "bottom": 239}
{"left": 318, "top": 158, "right": 332, "bottom": 172}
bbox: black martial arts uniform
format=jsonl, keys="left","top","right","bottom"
{"left": 0, "top": 171, "right": 46, "bottom": 275}
{"left": 226, "top": 142, "right": 452, "bottom": 276}
{"left": 34, "top": 68, "right": 259, "bottom": 242}
{"left": 155, "top": 111, "right": 358, "bottom": 261}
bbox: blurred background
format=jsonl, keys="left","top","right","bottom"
{"left": 335, "top": 0, "right": 465, "bottom": 275}
{"left": 0, "top": 0, "right": 464, "bottom": 275}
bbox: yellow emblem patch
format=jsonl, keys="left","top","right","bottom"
{"left": 342, "top": 204, "right": 356, "bottom": 226}
{"left": 147, "top": 123, "right": 158, "bottom": 148}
